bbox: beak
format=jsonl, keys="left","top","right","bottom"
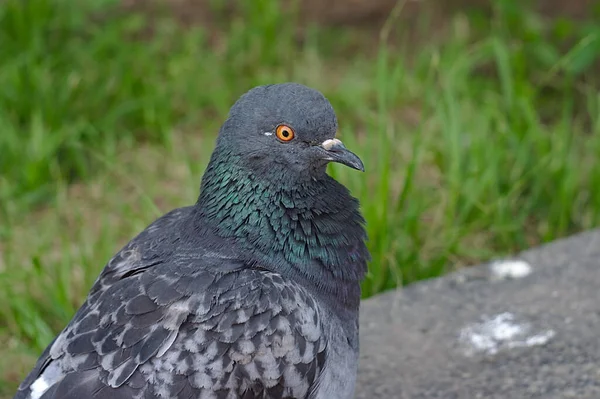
{"left": 320, "top": 139, "right": 365, "bottom": 172}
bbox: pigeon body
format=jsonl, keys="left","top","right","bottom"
{"left": 15, "top": 83, "right": 369, "bottom": 399}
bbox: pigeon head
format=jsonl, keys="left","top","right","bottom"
{"left": 214, "top": 83, "right": 364, "bottom": 181}
{"left": 196, "top": 83, "right": 368, "bottom": 303}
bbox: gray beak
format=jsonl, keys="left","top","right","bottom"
{"left": 320, "top": 139, "right": 365, "bottom": 172}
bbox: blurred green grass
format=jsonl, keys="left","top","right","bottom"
{"left": 1, "top": 0, "right": 600, "bottom": 394}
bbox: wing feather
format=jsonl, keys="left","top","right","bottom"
{"left": 18, "top": 260, "right": 326, "bottom": 399}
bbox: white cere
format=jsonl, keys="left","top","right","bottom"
{"left": 321, "top": 138, "right": 342, "bottom": 150}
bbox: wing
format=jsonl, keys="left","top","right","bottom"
{"left": 14, "top": 207, "right": 189, "bottom": 399}
{"left": 16, "top": 256, "right": 327, "bottom": 399}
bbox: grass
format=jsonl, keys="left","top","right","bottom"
{"left": 1, "top": 0, "right": 600, "bottom": 394}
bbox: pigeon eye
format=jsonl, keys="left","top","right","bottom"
{"left": 275, "top": 124, "right": 295, "bottom": 142}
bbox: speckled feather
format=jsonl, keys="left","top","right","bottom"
{"left": 15, "top": 83, "right": 369, "bottom": 399}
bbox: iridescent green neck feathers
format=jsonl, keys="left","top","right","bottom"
{"left": 196, "top": 150, "right": 368, "bottom": 291}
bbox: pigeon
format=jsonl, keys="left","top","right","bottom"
{"left": 15, "top": 82, "right": 369, "bottom": 399}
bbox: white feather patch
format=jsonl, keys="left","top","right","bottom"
{"left": 29, "top": 361, "right": 61, "bottom": 399}
{"left": 30, "top": 376, "right": 50, "bottom": 399}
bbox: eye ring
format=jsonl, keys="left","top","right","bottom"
{"left": 275, "top": 124, "right": 295, "bottom": 142}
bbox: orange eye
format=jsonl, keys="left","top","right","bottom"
{"left": 275, "top": 124, "right": 295, "bottom": 142}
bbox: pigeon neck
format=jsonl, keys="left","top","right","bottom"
{"left": 195, "top": 151, "right": 369, "bottom": 309}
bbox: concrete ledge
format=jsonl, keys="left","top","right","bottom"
{"left": 356, "top": 229, "right": 600, "bottom": 399}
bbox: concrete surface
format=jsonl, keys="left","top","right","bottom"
{"left": 356, "top": 229, "right": 600, "bottom": 399}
